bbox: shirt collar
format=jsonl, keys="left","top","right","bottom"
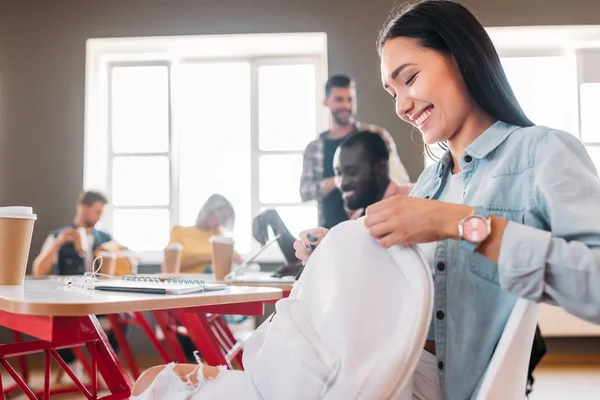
{"left": 464, "top": 120, "right": 520, "bottom": 159}
{"left": 434, "top": 121, "right": 520, "bottom": 177}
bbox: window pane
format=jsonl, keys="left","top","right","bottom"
{"left": 500, "top": 57, "right": 571, "bottom": 132}
{"left": 258, "top": 64, "right": 317, "bottom": 151}
{"left": 176, "top": 62, "right": 252, "bottom": 254}
{"left": 275, "top": 205, "right": 318, "bottom": 238}
{"left": 581, "top": 83, "right": 600, "bottom": 143}
{"left": 113, "top": 209, "right": 170, "bottom": 251}
{"left": 111, "top": 66, "right": 169, "bottom": 153}
{"left": 112, "top": 156, "right": 169, "bottom": 206}
{"left": 259, "top": 155, "right": 303, "bottom": 203}
{"left": 585, "top": 146, "right": 600, "bottom": 174}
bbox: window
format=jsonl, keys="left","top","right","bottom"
{"left": 577, "top": 50, "right": 600, "bottom": 174}
{"left": 85, "top": 33, "right": 328, "bottom": 262}
{"left": 426, "top": 26, "right": 600, "bottom": 173}
{"left": 499, "top": 56, "right": 573, "bottom": 133}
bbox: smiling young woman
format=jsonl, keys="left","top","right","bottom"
{"left": 294, "top": 0, "right": 600, "bottom": 398}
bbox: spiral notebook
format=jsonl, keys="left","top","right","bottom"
{"left": 93, "top": 276, "right": 227, "bottom": 295}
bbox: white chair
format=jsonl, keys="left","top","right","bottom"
{"left": 132, "top": 218, "right": 434, "bottom": 399}
{"left": 475, "top": 298, "right": 541, "bottom": 400}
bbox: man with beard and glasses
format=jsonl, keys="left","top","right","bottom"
{"left": 300, "top": 74, "right": 411, "bottom": 229}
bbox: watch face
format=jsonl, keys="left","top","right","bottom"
{"left": 463, "top": 216, "right": 489, "bottom": 244}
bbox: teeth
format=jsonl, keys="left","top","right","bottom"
{"left": 416, "top": 108, "right": 432, "bottom": 126}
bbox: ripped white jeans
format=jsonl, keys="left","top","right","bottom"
{"left": 132, "top": 350, "right": 444, "bottom": 400}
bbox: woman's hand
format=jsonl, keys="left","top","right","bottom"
{"left": 293, "top": 227, "right": 329, "bottom": 265}
{"left": 364, "top": 196, "right": 473, "bottom": 248}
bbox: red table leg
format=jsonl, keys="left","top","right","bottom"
{"left": 0, "top": 372, "right": 4, "bottom": 400}
{"left": 107, "top": 314, "right": 140, "bottom": 380}
{"left": 2, "top": 330, "right": 29, "bottom": 398}
{"left": 0, "top": 311, "right": 132, "bottom": 399}
{"left": 152, "top": 311, "right": 189, "bottom": 363}
{"left": 133, "top": 312, "right": 172, "bottom": 363}
{"left": 44, "top": 350, "right": 51, "bottom": 399}
{"left": 173, "top": 311, "right": 231, "bottom": 368}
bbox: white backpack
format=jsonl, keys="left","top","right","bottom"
{"left": 134, "top": 218, "right": 434, "bottom": 399}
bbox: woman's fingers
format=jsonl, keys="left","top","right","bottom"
{"left": 293, "top": 239, "right": 311, "bottom": 264}
{"left": 294, "top": 227, "right": 329, "bottom": 264}
{"left": 365, "top": 219, "right": 396, "bottom": 239}
{"left": 299, "top": 228, "right": 328, "bottom": 246}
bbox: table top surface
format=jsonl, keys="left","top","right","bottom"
{"left": 0, "top": 277, "right": 282, "bottom": 316}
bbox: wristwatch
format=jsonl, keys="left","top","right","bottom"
{"left": 458, "top": 207, "right": 491, "bottom": 253}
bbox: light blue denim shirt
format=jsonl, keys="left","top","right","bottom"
{"left": 410, "top": 121, "right": 600, "bottom": 399}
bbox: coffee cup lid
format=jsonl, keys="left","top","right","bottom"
{"left": 210, "top": 235, "right": 234, "bottom": 244}
{"left": 0, "top": 206, "right": 37, "bottom": 220}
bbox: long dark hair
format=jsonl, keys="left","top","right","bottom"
{"left": 377, "top": 0, "right": 534, "bottom": 158}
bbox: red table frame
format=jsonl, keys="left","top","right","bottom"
{"left": 0, "top": 301, "right": 269, "bottom": 399}
{"left": 106, "top": 289, "right": 292, "bottom": 379}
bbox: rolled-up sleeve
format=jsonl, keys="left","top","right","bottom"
{"left": 498, "top": 130, "right": 600, "bottom": 323}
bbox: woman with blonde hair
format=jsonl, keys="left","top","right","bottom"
{"left": 168, "top": 194, "right": 242, "bottom": 273}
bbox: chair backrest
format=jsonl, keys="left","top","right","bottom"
{"left": 475, "top": 298, "right": 541, "bottom": 400}
{"left": 243, "top": 219, "right": 434, "bottom": 399}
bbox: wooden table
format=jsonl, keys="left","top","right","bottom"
{"left": 0, "top": 279, "right": 281, "bottom": 399}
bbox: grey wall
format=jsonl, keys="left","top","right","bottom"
{"left": 1, "top": 0, "right": 600, "bottom": 352}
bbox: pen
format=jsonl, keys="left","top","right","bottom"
{"left": 295, "top": 264, "right": 306, "bottom": 281}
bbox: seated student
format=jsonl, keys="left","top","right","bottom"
{"left": 32, "top": 190, "right": 124, "bottom": 379}
{"left": 168, "top": 194, "right": 242, "bottom": 273}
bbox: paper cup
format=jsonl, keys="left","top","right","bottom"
{"left": 98, "top": 251, "right": 117, "bottom": 277}
{"left": 162, "top": 243, "right": 183, "bottom": 274}
{"left": 210, "top": 236, "right": 234, "bottom": 280}
{"left": 0, "top": 207, "right": 36, "bottom": 285}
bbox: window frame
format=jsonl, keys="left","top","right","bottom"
{"left": 85, "top": 34, "right": 328, "bottom": 263}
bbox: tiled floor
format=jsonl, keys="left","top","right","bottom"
{"left": 3, "top": 363, "right": 600, "bottom": 399}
